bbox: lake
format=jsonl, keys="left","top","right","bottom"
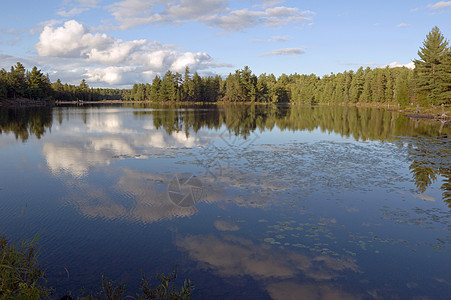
{"left": 0, "top": 104, "right": 450, "bottom": 299}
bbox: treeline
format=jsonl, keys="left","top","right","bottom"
{"left": 130, "top": 65, "right": 416, "bottom": 105}
{"left": 0, "top": 63, "right": 130, "bottom": 102}
{"left": 1, "top": 27, "right": 449, "bottom": 106}
{"left": 52, "top": 79, "right": 130, "bottom": 101}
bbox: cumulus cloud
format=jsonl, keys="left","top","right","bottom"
{"left": 107, "top": 0, "right": 314, "bottom": 31}
{"left": 259, "top": 47, "right": 306, "bottom": 57}
{"left": 85, "top": 66, "right": 138, "bottom": 85}
{"left": 428, "top": 1, "right": 451, "bottom": 9}
{"left": 35, "top": 20, "right": 221, "bottom": 85}
{"left": 36, "top": 20, "right": 116, "bottom": 58}
{"left": 397, "top": 23, "right": 411, "bottom": 28}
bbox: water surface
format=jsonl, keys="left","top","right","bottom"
{"left": 0, "top": 104, "right": 450, "bottom": 299}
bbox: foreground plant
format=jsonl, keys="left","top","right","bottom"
{"left": 0, "top": 235, "right": 50, "bottom": 299}
{"left": 139, "top": 267, "right": 193, "bottom": 300}
{"left": 77, "top": 267, "right": 194, "bottom": 300}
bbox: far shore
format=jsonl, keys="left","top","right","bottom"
{"left": 2, "top": 98, "right": 450, "bottom": 122}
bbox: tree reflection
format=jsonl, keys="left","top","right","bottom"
{"left": 409, "top": 160, "right": 438, "bottom": 193}
{"left": 404, "top": 136, "right": 451, "bottom": 207}
{"left": 0, "top": 107, "right": 53, "bottom": 141}
{"left": 131, "top": 104, "right": 450, "bottom": 141}
{"left": 440, "top": 169, "right": 451, "bottom": 207}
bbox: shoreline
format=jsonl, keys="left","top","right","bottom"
{"left": 0, "top": 98, "right": 54, "bottom": 108}
{"left": 2, "top": 98, "right": 449, "bottom": 122}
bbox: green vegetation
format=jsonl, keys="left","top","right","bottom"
{"left": 80, "top": 268, "right": 193, "bottom": 300}
{"left": 0, "top": 107, "right": 53, "bottom": 141}
{"left": 414, "top": 26, "right": 451, "bottom": 106}
{"left": 0, "top": 235, "right": 50, "bottom": 299}
{"left": 1, "top": 235, "right": 193, "bottom": 299}
{"left": 0, "top": 27, "right": 450, "bottom": 106}
{"left": 52, "top": 79, "right": 129, "bottom": 102}
{"left": 0, "top": 65, "right": 129, "bottom": 103}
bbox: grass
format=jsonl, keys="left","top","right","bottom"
{"left": 0, "top": 235, "right": 50, "bottom": 299}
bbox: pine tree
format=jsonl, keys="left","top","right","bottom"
{"left": 360, "top": 67, "right": 373, "bottom": 102}
{"left": 26, "top": 66, "right": 51, "bottom": 100}
{"left": 414, "top": 26, "right": 450, "bottom": 105}
{"left": 7, "top": 62, "right": 26, "bottom": 98}
{"left": 150, "top": 76, "right": 161, "bottom": 101}
{"left": 192, "top": 72, "right": 203, "bottom": 101}
{"left": 350, "top": 67, "right": 364, "bottom": 103}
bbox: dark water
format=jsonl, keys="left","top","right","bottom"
{"left": 0, "top": 104, "right": 450, "bottom": 299}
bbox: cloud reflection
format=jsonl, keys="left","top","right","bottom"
{"left": 176, "top": 233, "right": 361, "bottom": 299}
{"left": 42, "top": 109, "right": 206, "bottom": 178}
{"left": 177, "top": 234, "right": 360, "bottom": 280}
{"left": 65, "top": 169, "right": 198, "bottom": 223}
{"left": 62, "top": 165, "right": 290, "bottom": 224}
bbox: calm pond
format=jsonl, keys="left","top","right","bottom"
{"left": 0, "top": 104, "right": 450, "bottom": 299}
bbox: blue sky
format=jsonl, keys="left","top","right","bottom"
{"left": 0, "top": 0, "right": 450, "bottom": 88}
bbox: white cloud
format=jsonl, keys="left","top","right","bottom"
{"left": 344, "top": 61, "right": 415, "bottom": 70}
{"left": 210, "top": 7, "right": 314, "bottom": 31}
{"left": 88, "top": 40, "right": 147, "bottom": 64}
{"left": 249, "top": 35, "right": 290, "bottom": 43}
{"left": 397, "top": 23, "right": 411, "bottom": 28}
{"left": 85, "top": 66, "right": 137, "bottom": 85}
{"left": 107, "top": 0, "right": 314, "bottom": 31}
{"left": 56, "top": 0, "right": 101, "bottom": 17}
{"left": 108, "top": 0, "right": 163, "bottom": 29}
{"left": 165, "top": 0, "right": 228, "bottom": 21}
{"left": 211, "top": 9, "right": 262, "bottom": 31}
{"left": 386, "top": 61, "right": 415, "bottom": 69}
{"left": 170, "top": 52, "right": 212, "bottom": 72}
{"left": 270, "top": 35, "right": 290, "bottom": 42}
{"left": 428, "top": 1, "right": 451, "bottom": 9}
{"left": 57, "top": 7, "right": 89, "bottom": 17}
{"left": 260, "top": 47, "right": 306, "bottom": 57}
{"left": 259, "top": 0, "right": 285, "bottom": 8}
{"left": 36, "top": 20, "right": 114, "bottom": 58}
{"left": 35, "top": 20, "right": 222, "bottom": 86}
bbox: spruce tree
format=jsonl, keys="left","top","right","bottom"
{"left": 414, "top": 26, "right": 450, "bottom": 105}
